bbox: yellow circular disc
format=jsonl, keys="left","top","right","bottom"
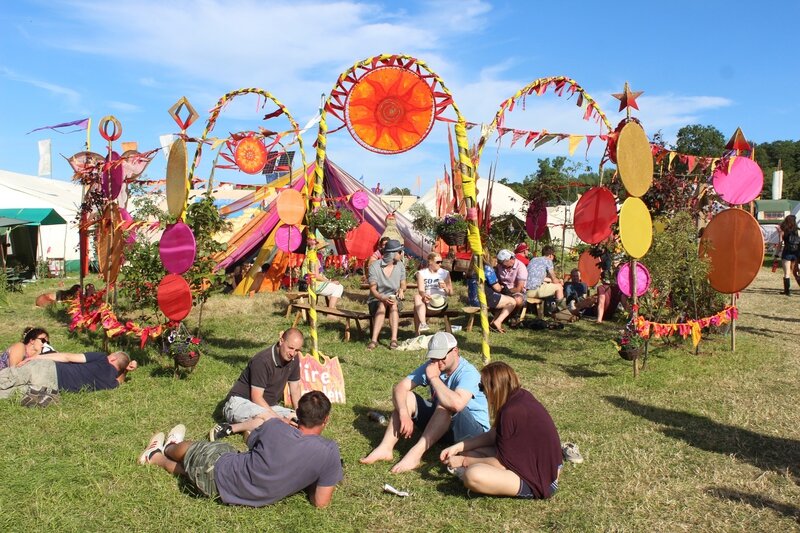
{"left": 619, "top": 197, "right": 652, "bottom": 259}
{"left": 617, "top": 121, "right": 653, "bottom": 197}
{"left": 166, "top": 138, "right": 188, "bottom": 218}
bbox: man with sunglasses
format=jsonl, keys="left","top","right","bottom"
{"left": 360, "top": 332, "right": 489, "bottom": 473}
{"left": 209, "top": 328, "right": 304, "bottom": 441}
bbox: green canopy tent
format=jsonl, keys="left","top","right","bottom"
{"left": 0, "top": 208, "right": 67, "bottom": 277}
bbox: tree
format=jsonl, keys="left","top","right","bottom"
{"left": 674, "top": 125, "right": 726, "bottom": 156}
{"left": 754, "top": 139, "right": 800, "bottom": 200}
{"left": 386, "top": 186, "right": 412, "bottom": 195}
{"left": 499, "top": 157, "right": 593, "bottom": 205}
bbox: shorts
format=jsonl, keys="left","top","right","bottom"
{"left": 315, "top": 281, "right": 344, "bottom": 298}
{"left": 0, "top": 360, "right": 58, "bottom": 400}
{"left": 527, "top": 283, "right": 560, "bottom": 299}
{"left": 485, "top": 287, "right": 503, "bottom": 309}
{"left": 222, "top": 395, "right": 294, "bottom": 423}
{"left": 781, "top": 252, "right": 798, "bottom": 261}
{"left": 182, "top": 441, "right": 237, "bottom": 498}
{"left": 413, "top": 392, "right": 487, "bottom": 444}
{"left": 368, "top": 298, "right": 403, "bottom": 317}
{"left": 517, "top": 464, "right": 562, "bottom": 499}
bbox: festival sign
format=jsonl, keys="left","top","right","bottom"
{"left": 283, "top": 353, "right": 346, "bottom": 405}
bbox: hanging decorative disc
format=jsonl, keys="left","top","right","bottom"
{"left": 120, "top": 149, "right": 151, "bottom": 181}
{"left": 573, "top": 187, "right": 617, "bottom": 244}
{"left": 525, "top": 201, "right": 548, "bottom": 240}
{"left": 351, "top": 190, "right": 370, "bottom": 210}
{"left": 276, "top": 189, "right": 306, "bottom": 225}
{"left": 166, "top": 138, "right": 188, "bottom": 218}
{"left": 617, "top": 262, "right": 651, "bottom": 297}
{"left": 578, "top": 250, "right": 602, "bottom": 287}
{"left": 68, "top": 151, "right": 104, "bottom": 176}
{"left": 275, "top": 224, "right": 303, "bottom": 252}
{"left": 234, "top": 136, "right": 268, "bottom": 174}
{"left": 345, "top": 66, "right": 435, "bottom": 154}
{"left": 159, "top": 222, "right": 197, "bottom": 274}
{"left": 712, "top": 157, "right": 764, "bottom": 205}
{"left": 345, "top": 221, "right": 381, "bottom": 260}
{"left": 157, "top": 274, "right": 193, "bottom": 321}
{"left": 619, "top": 197, "right": 653, "bottom": 259}
{"left": 700, "top": 208, "right": 764, "bottom": 294}
{"left": 98, "top": 115, "right": 122, "bottom": 142}
{"left": 102, "top": 151, "right": 123, "bottom": 200}
{"left": 616, "top": 121, "right": 653, "bottom": 197}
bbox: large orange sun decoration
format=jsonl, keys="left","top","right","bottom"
{"left": 345, "top": 66, "right": 435, "bottom": 154}
{"left": 234, "top": 135, "right": 268, "bottom": 174}
{"left": 312, "top": 54, "right": 491, "bottom": 363}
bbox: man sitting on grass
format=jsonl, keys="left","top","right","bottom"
{"left": 0, "top": 351, "right": 137, "bottom": 405}
{"left": 360, "top": 332, "right": 490, "bottom": 473}
{"left": 209, "top": 328, "right": 304, "bottom": 441}
{"left": 139, "top": 391, "right": 343, "bottom": 508}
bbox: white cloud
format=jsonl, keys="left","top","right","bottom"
{"left": 0, "top": 66, "right": 86, "bottom": 113}
{"left": 106, "top": 101, "right": 141, "bottom": 113}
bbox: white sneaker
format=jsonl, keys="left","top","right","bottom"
{"left": 138, "top": 432, "right": 165, "bottom": 465}
{"left": 165, "top": 424, "right": 186, "bottom": 449}
{"left": 418, "top": 323, "right": 430, "bottom": 332}
{"left": 562, "top": 442, "right": 584, "bottom": 464}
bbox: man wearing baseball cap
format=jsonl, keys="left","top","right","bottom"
{"left": 360, "top": 332, "right": 489, "bottom": 473}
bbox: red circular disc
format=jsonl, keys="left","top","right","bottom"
{"left": 234, "top": 136, "right": 268, "bottom": 174}
{"left": 345, "top": 66, "right": 435, "bottom": 154}
{"left": 700, "top": 208, "right": 764, "bottom": 294}
{"left": 344, "top": 221, "right": 381, "bottom": 260}
{"left": 159, "top": 222, "right": 197, "bottom": 274}
{"left": 275, "top": 224, "right": 303, "bottom": 252}
{"left": 157, "top": 274, "right": 193, "bottom": 321}
{"left": 102, "top": 151, "right": 123, "bottom": 200}
{"left": 578, "top": 250, "right": 602, "bottom": 287}
{"left": 573, "top": 187, "right": 617, "bottom": 244}
{"left": 525, "top": 201, "right": 548, "bottom": 240}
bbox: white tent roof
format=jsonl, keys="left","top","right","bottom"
{"left": 0, "top": 170, "right": 82, "bottom": 261}
{"left": 411, "top": 179, "right": 527, "bottom": 220}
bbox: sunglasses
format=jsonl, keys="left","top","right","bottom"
{"left": 434, "top": 260, "right": 443, "bottom": 264}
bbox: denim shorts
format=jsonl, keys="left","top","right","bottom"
{"left": 413, "top": 392, "right": 486, "bottom": 444}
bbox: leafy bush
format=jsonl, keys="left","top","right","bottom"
{"left": 307, "top": 204, "right": 359, "bottom": 238}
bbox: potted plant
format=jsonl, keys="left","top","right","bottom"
{"left": 612, "top": 327, "right": 645, "bottom": 361}
{"left": 163, "top": 324, "right": 202, "bottom": 373}
{"left": 435, "top": 213, "right": 469, "bottom": 246}
{"left": 307, "top": 204, "right": 359, "bottom": 239}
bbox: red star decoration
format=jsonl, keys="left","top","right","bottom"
{"left": 612, "top": 85, "right": 644, "bottom": 112}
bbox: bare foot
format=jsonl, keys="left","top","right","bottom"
{"left": 390, "top": 455, "right": 421, "bottom": 473}
{"left": 360, "top": 448, "right": 394, "bottom": 465}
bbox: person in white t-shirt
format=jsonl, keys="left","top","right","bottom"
{"left": 413, "top": 252, "right": 453, "bottom": 334}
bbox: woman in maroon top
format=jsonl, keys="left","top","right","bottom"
{"left": 440, "top": 361, "right": 562, "bottom": 498}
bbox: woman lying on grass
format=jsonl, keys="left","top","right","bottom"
{"left": 440, "top": 361, "right": 563, "bottom": 499}
{"left": 0, "top": 327, "right": 51, "bottom": 370}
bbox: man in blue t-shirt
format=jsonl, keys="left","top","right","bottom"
{"left": 360, "top": 332, "right": 489, "bottom": 473}
{"left": 139, "top": 391, "right": 343, "bottom": 508}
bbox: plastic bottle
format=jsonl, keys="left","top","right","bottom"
{"left": 368, "top": 411, "right": 388, "bottom": 426}
{"left": 772, "top": 259, "right": 779, "bottom": 272}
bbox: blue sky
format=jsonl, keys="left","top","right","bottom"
{"left": 1, "top": 0, "right": 797, "bottom": 192}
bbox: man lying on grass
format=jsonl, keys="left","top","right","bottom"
{"left": 0, "top": 351, "right": 137, "bottom": 405}
{"left": 139, "top": 391, "right": 343, "bottom": 508}
{"left": 360, "top": 332, "right": 490, "bottom": 473}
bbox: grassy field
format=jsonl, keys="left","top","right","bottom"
{"left": 1, "top": 268, "right": 798, "bottom": 532}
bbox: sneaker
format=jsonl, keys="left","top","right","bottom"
{"left": 562, "top": 442, "right": 584, "bottom": 464}
{"left": 138, "top": 432, "right": 165, "bottom": 465}
{"left": 209, "top": 423, "right": 233, "bottom": 442}
{"left": 568, "top": 300, "right": 577, "bottom": 311}
{"left": 37, "top": 389, "right": 60, "bottom": 407}
{"left": 20, "top": 386, "right": 46, "bottom": 407}
{"left": 418, "top": 323, "right": 430, "bottom": 332}
{"left": 164, "top": 424, "right": 186, "bottom": 449}
{"left": 446, "top": 465, "right": 466, "bottom": 480}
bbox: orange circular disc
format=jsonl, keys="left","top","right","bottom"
{"left": 235, "top": 136, "right": 268, "bottom": 174}
{"left": 345, "top": 66, "right": 435, "bottom": 154}
{"left": 578, "top": 250, "right": 602, "bottom": 287}
{"left": 276, "top": 189, "right": 306, "bottom": 225}
{"left": 617, "top": 121, "right": 653, "bottom": 197}
{"left": 700, "top": 208, "right": 764, "bottom": 294}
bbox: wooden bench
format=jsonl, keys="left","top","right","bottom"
{"left": 290, "top": 302, "right": 371, "bottom": 342}
{"left": 394, "top": 308, "right": 460, "bottom": 334}
{"left": 462, "top": 297, "right": 545, "bottom": 332}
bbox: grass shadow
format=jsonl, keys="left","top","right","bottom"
{"left": 202, "top": 335, "right": 264, "bottom": 352}
{"left": 555, "top": 363, "right": 613, "bottom": 379}
{"left": 706, "top": 487, "right": 800, "bottom": 523}
{"left": 748, "top": 313, "right": 800, "bottom": 324}
{"left": 351, "top": 404, "right": 389, "bottom": 450}
{"left": 605, "top": 396, "right": 800, "bottom": 484}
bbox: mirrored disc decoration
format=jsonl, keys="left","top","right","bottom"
{"left": 573, "top": 187, "right": 617, "bottom": 244}
{"left": 619, "top": 197, "right": 653, "bottom": 259}
{"left": 345, "top": 66, "right": 435, "bottom": 154}
{"left": 700, "top": 208, "right": 764, "bottom": 294}
{"left": 712, "top": 157, "right": 764, "bottom": 205}
{"left": 616, "top": 121, "right": 653, "bottom": 197}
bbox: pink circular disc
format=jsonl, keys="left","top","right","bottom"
{"left": 159, "top": 222, "right": 196, "bottom": 274}
{"left": 525, "top": 202, "right": 548, "bottom": 240}
{"left": 712, "top": 157, "right": 763, "bottom": 205}
{"left": 351, "top": 190, "right": 369, "bottom": 210}
{"left": 617, "top": 262, "right": 650, "bottom": 297}
{"left": 276, "top": 224, "right": 303, "bottom": 252}
{"left": 574, "top": 187, "right": 618, "bottom": 244}
{"left": 102, "top": 151, "right": 123, "bottom": 200}
{"left": 157, "top": 274, "right": 193, "bottom": 321}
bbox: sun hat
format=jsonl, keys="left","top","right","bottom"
{"left": 514, "top": 243, "right": 529, "bottom": 254}
{"left": 383, "top": 239, "right": 403, "bottom": 253}
{"left": 497, "top": 249, "right": 514, "bottom": 261}
{"left": 426, "top": 331, "right": 458, "bottom": 360}
{"left": 426, "top": 293, "right": 448, "bottom": 312}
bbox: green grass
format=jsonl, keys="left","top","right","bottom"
{"left": 0, "top": 270, "right": 798, "bottom": 532}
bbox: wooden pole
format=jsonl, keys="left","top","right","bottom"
{"left": 730, "top": 293, "right": 736, "bottom": 351}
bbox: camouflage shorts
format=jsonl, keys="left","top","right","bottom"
{"left": 182, "top": 441, "right": 237, "bottom": 498}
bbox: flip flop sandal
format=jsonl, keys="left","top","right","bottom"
{"left": 489, "top": 324, "right": 506, "bottom": 334}
{"left": 367, "top": 341, "right": 378, "bottom": 350}
{"left": 390, "top": 340, "right": 399, "bottom": 350}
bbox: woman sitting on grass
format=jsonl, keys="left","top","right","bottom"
{"left": 440, "top": 361, "right": 562, "bottom": 499}
{"left": 0, "top": 327, "right": 50, "bottom": 370}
